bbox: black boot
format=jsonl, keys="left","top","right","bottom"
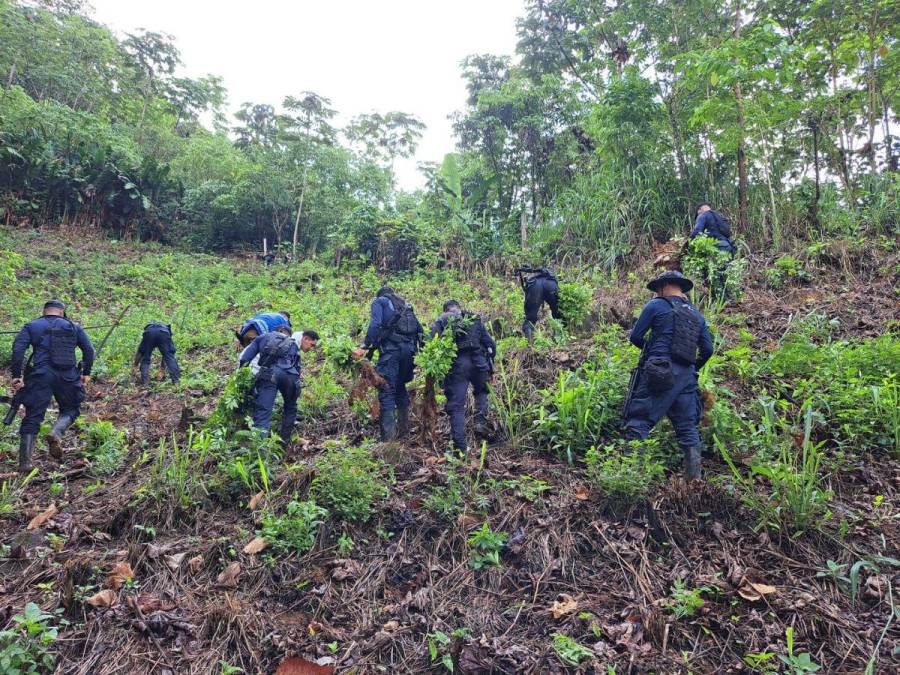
{"left": 523, "top": 321, "right": 535, "bottom": 347}
{"left": 397, "top": 405, "right": 410, "bottom": 439}
{"left": 139, "top": 362, "right": 151, "bottom": 386}
{"left": 46, "top": 415, "right": 75, "bottom": 460}
{"left": 380, "top": 409, "right": 397, "bottom": 442}
{"left": 18, "top": 434, "right": 36, "bottom": 475}
{"left": 684, "top": 445, "right": 702, "bottom": 481}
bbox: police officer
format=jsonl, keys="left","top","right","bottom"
{"left": 623, "top": 272, "right": 713, "bottom": 480}
{"left": 239, "top": 325, "right": 318, "bottom": 442}
{"left": 352, "top": 287, "right": 423, "bottom": 441}
{"left": 690, "top": 203, "right": 736, "bottom": 255}
{"left": 518, "top": 266, "right": 562, "bottom": 345}
{"left": 10, "top": 300, "right": 95, "bottom": 473}
{"left": 133, "top": 322, "right": 181, "bottom": 385}
{"left": 236, "top": 311, "right": 292, "bottom": 347}
{"left": 431, "top": 300, "right": 496, "bottom": 453}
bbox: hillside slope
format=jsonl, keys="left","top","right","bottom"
{"left": 0, "top": 227, "right": 898, "bottom": 674}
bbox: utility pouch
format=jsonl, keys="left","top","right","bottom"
{"left": 48, "top": 323, "right": 78, "bottom": 369}
{"left": 643, "top": 357, "right": 674, "bottom": 393}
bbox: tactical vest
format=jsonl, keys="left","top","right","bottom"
{"left": 663, "top": 298, "right": 701, "bottom": 365}
{"left": 259, "top": 332, "right": 295, "bottom": 369}
{"left": 45, "top": 320, "right": 78, "bottom": 369}
{"left": 449, "top": 313, "right": 483, "bottom": 353}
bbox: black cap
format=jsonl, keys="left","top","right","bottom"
{"left": 647, "top": 271, "right": 694, "bottom": 293}
{"left": 43, "top": 299, "right": 67, "bottom": 311}
{"left": 442, "top": 299, "right": 461, "bottom": 312}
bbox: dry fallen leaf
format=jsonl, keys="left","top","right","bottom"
{"left": 27, "top": 503, "right": 58, "bottom": 530}
{"left": 107, "top": 561, "right": 134, "bottom": 590}
{"left": 248, "top": 491, "right": 265, "bottom": 511}
{"left": 187, "top": 555, "right": 204, "bottom": 574}
{"left": 738, "top": 582, "right": 777, "bottom": 602}
{"left": 382, "top": 620, "right": 400, "bottom": 631}
{"left": 165, "top": 552, "right": 187, "bottom": 570}
{"left": 216, "top": 561, "right": 241, "bottom": 587}
{"left": 274, "top": 657, "right": 334, "bottom": 675}
{"left": 243, "top": 536, "right": 268, "bottom": 555}
{"left": 574, "top": 486, "right": 589, "bottom": 501}
{"left": 86, "top": 589, "right": 117, "bottom": 608}
{"left": 550, "top": 593, "right": 579, "bottom": 619}
{"left": 127, "top": 591, "right": 173, "bottom": 614}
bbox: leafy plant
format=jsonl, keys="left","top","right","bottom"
{"left": 467, "top": 523, "right": 506, "bottom": 569}
{"left": 80, "top": 419, "right": 128, "bottom": 475}
{"left": 323, "top": 335, "right": 358, "bottom": 373}
{"left": 206, "top": 368, "right": 256, "bottom": 432}
{"left": 585, "top": 443, "right": 665, "bottom": 508}
{"left": 765, "top": 255, "right": 810, "bottom": 288}
{"left": 416, "top": 330, "right": 458, "bottom": 381}
{"left": 311, "top": 444, "right": 392, "bottom": 522}
{"left": 259, "top": 500, "right": 328, "bottom": 555}
{"left": 552, "top": 632, "right": 594, "bottom": 667}
{"left": 667, "top": 578, "right": 717, "bottom": 619}
{"left": 557, "top": 280, "right": 592, "bottom": 326}
{"left": 0, "top": 602, "right": 63, "bottom": 674}
{"left": 427, "top": 631, "right": 455, "bottom": 672}
{"left": 778, "top": 626, "right": 820, "bottom": 674}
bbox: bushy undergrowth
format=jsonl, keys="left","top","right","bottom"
{"left": 80, "top": 419, "right": 128, "bottom": 475}
{"left": 585, "top": 442, "right": 666, "bottom": 508}
{"left": 557, "top": 280, "right": 593, "bottom": 327}
{"left": 260, "top": 500, "right": 328, "bottom": 556}
{"left": 311, "top": 444, "right": 393, "bottom": 522}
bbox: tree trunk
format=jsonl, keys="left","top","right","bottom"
{"left": 5, "top": 61, "right": 16, "bottom": 89}
{"left": 883, "top": 98, "right": 896, "bottom": 172}
{"left": 664, "top": 91, "right": 689, "bottom": 183}
{"left": 811, "top": 122, "right": 821, "bottom": 227}
{"left": 291, "top": 165, "right": 309, "bottom": 261}
{"left": 520, "top": 210, "right": 527, "bottom": 251}
{"left": 733, "top": 1, "right": 749, "bottom": 235}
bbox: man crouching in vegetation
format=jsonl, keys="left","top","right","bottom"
{"left": 623, "top": 272, "right": 713, "bottom": 480}
{"left": 133, "top": 322, "right": 181, "bottom": 386}
{"left": 238, "top": 324, "right": 318, "bottom": 444}
{"left": 431, "top": 300, "right": 497, "bottom": 453}
{"left": 353, "top": 287, "right": 423, "bottom": 442}
{"left": 9, "top": 300, "right": 94, "bottom": 474}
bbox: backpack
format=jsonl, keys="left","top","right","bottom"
{"left": 662, "top": 298, "right": 702, "bottom": 365}
{"left": 259, "top": 332, "right": 295, "bottom": 368}
{"left": 712, "top": 211, "right": 732, "bottom": 239}
{"left": 379, "top": 293, "right": 421, "bottom": 344}
{"left": 46, "top": 319, "right": 78, "bottom": 369}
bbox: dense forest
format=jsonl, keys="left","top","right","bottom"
{"left": 0, "top": 0, "right": 898, "bottom": 674}
{"left": 1, "top": 0, "right": 896, "bottom": 264}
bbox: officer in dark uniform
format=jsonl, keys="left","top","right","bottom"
{"left": 431, "top": 300, "right": 497, "bottom": 453}
{"left": 690, "top": 203, "right": 736, "bottom": 255}
{"left": 239, "top": 324, "right": 316, "bottom": 442}
{"left": 623, "top": 272, "right": 714, "bottom": 479}
{"left": 352, "top": 287, "right": 423, "bottom": 441}
{"left": 133, "top": 322, "right": 181, "bottom": 385}
{"left": 10, "top": 300, "right": 95, "bottom": 473}
{"left": 517, "top": 267, "right": 562, "bottom": 345}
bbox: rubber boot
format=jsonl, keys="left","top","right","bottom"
{"left": 397, "top": 405, "right": 410, "bottom": 439}
{"left": 523, "top": 321, "right": 535, "bottom": 347}
{"left": 474, "top": 412, "right": 491, "bottom": 439}
{"left": 46, "top": 414, "right": 75, "bottom": 460}
{"left": 683, "top": 445, "right": 702, "bottom": 481}
{"left": 18, "top": 434, "right": 36, "bottom": 475}
{"left": 380, "top": 408, "right": 397, "bottom": 442}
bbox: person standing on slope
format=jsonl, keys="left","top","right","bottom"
{"left": 517, "top": 266, "right": 563, "bottom": 346}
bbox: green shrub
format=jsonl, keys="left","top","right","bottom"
{"left": 765, "top": 255, "right": 810, "bottom": 288}
{"left": 467, "top": 523, "right": 506, "bottom": 569}
{"left": 552, "top": 633, "right": 594, "bottom": 667}
{"left": 80, "top": 419, "right": 128, "bottom": 475}
{"left": 682, "top": 235, "right": 746, "bottom": 301}
{"left": 260, "top": 500, "right": 328, "bottom": 555}
{"left": 311, "top": 444, "right": 392, "bottom": 522}
{"left": 536, "top": 345, "right": 632, "bottom": 462}
{"left": 557, "top": 280, "right": 593, "bottom": 326}
{"left": 585, "top": 443, "right": 665, "bottom": 507}
{"left": 206, "top": 368, "right": 256, "bottom": 432}
{"left": 323, "top": 335, "right": 358, "bottom": 373}
{"left": 0, "top": 602, "right": 62, "bottom": 674}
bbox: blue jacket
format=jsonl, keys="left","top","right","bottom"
{"left": 363, "top": 296, "right": 397, "bottom": 349}
{"left": 629, "top": 296, "right": 713, "bottom": 369}
{"left": 690, "top": 210, "right": 735, "bottom": 252}
{"left": 12, "top": 316, "right": 95, "bottom": 378}
{"left": 254, "top": 312, "right": 291, "bottom": 331}
{"left": 239, "top": 332, "right": 300, "bottom": 374}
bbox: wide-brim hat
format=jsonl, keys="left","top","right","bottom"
{"left": 647, "top": 271, "right": 693, "bottom": 293}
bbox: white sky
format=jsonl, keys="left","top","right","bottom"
{"left": 88, "top": 0, "right": 524, "bottom": 191}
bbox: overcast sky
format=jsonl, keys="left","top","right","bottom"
{"left": 88, "top": 0, "right": 525, "bottom": 190}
